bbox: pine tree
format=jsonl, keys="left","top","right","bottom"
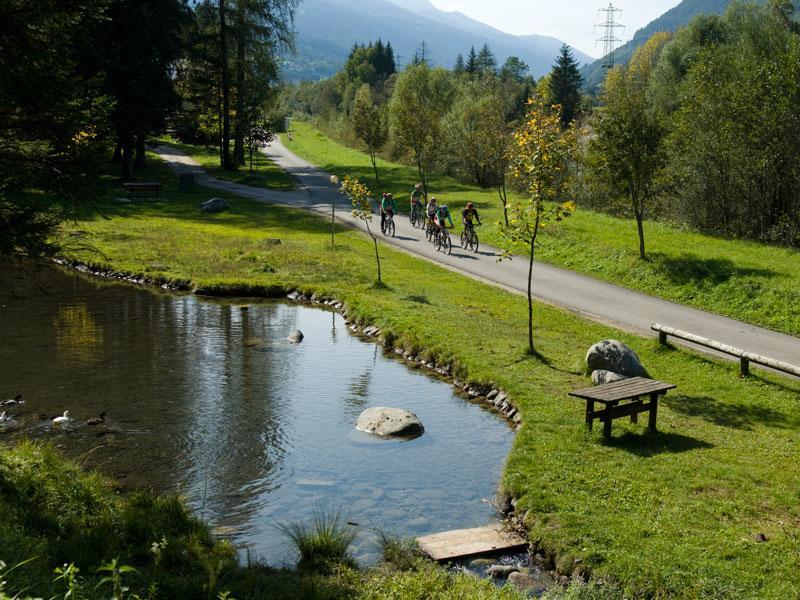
{"left": 454, "top": 53, "right": 465, "bottom": 74}
{"left": 466, "top": 46, "right": 478, "bottom": 74}
{"left": 549, "top": 44, "right": 583, "bottom": 127}
{"left": 385, "top": 41, "right": 396, "bottom": 74}
{"left": 476, "top": 44, "right": 497, "bottom": 76}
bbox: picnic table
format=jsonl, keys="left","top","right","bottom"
{"left": 124, "top": 182, "right": 161, "bottom": 200}
{"left": 569, "top": 377, "right": 676, "bottom": 440}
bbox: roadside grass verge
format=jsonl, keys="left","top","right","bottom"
{"left": 52, "top": 152, "right": 800, "bottom": 599}
{"left": 157, "top": 135, "right": 296, "bottom": 192}
{"left": 282, "top": 120, "right": 800, "bottom": 337}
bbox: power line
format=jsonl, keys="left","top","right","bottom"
{"left": 595, "top": 3, "right": 625, "bottom": 70}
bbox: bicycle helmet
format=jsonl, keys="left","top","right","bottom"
{"left": 467, "top": 202, "right": 475, "bottom": 209}
{"left": 415, "top": 183, "right": 422, "bottom": 189}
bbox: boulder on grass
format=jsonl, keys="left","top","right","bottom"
{"left": 586, "top": 340, "right": 649, "bottom": 378}
{"left": 200, "top": 198, "right": 229, "bottom": 214}
{"left": 591, "top": 370, "right": 629, "bottom": 385}
{"left": 356, "top": 407, "right": 424, "bottom": 438}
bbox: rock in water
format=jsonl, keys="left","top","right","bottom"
{"left": 200, "top": 198, "right": 230, "bottom": 214}
{"left": 586, "top": 340, "right": 649, "bottom": 378}
{"left": 356, "top": 407, "right": 424, "bottom": 438}
{"left": 591, "top": 370, "right": 630, "bottom": 385}
{"left": 287, "top": 329, "right": 304, "bottom": 343}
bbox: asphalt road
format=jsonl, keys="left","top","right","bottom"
{"left": 154, "top": 142, "right": 800, "bottom": 377}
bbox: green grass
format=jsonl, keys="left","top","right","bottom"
{"left": 276, "top": 508, "right": 358, "bottom": 575}
{"left": 158, "top": 135, "right": 296, "bottom": 191}
{"left": 53, "top": 152, "right": 800, "bottom": 599}
{"left": 282, "top": 120, "right": 800, "bottom": 336}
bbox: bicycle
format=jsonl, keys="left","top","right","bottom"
{"left": 410, "top": 205, "right": 425, "bottom": 229}
{"left": 382, "top": 211, "right": 396, "bottom": 237}
{"left": 425, "top": 216, "right": 437, "bottom": 241}
{"left": 434, "top": 225, "right": 452, "bottom": 255}
{"left": 460, "top": 222, "right": 480, "bottom": 253}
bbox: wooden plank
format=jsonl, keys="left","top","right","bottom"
{"left": 570, "top": 378, "right": 675, "bottom": 402}
{"left": 416, "top": 523, "right": 527, "bottom": 562}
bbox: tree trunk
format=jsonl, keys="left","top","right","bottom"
{"left": 527, "top": 209, "right": 542, "bottom": 354}
{"left": 498, "top": 181, "right": 509, "bottom": 227}
{"left": 233, "top": 2, "right": 246, "bottom": 167}
{"left": 219, "top": 0, "right": 233, "bottom": 171}
{"left": 369, "top": 146, "right": 380, "bottom": 190}
{"left": 134, "top": 133, "right": 146, "bottom": 170}
{"left": 633, "top": 192, "right": 646, "bottom": 259}
{"left": 121, "top": 133, "right": 134, "bottom": 180}
{"left": 112, "top": 144, "right": 122, "bottom": 164}
{"left": 365, "top": 223, "right": 382, "bottom": 283}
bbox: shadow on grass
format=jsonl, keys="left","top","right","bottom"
{"left": 652, "top": 253, "right": 777, "bottom": 285}
{"left": 606, "top": 430, "right": 713, "bottom": 456}
{"left": 664, "top": 394, "right": 795, "bottom": 431}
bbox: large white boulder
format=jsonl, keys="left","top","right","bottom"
{"left": 586, "top": 340, "right": 649, "bottom": 378}
{"left": 356, "top": 407, "right": 424, "bottom": 438}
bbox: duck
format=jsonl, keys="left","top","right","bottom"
{"left": 1, "top": 394, "right": 23, "bottom": 407}
{"left": 86, "top": 412, "right": 106, "bottom": 426}
{"left": 0, "top": 411, "right": 9, "bottom": 423}
{"left": 52, "top": 411, "right": 71, "bottom": 427}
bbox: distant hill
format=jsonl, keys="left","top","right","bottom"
{"left": 282, "top": 0, "right": 594, "bottom": 82}
{"left": 581, "top": 0, "right": 731, "bottom": 93}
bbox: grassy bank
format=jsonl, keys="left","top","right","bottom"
{"left": 49, "top": 151, "right": 800, "bottom": 599}
{"left": 158, "top": 136, "right": 296, "bottom": 192}
{"left": 282, "top": 121, "right": 800, "bottom": 337}
{"left": 0, "top": 442, "right": 531, "bottom": 600}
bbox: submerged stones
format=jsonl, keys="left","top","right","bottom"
{"left": 586, "top": 339, "right": 649, "bottom": 378}
{"left": 356, "top": 407, "right": 424, "bottom": 438}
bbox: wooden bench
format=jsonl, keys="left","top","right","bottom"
{"left": 569, "top": 377, "right": 676, "bottom": 440}
{"left": 124, "top": 182, "right": 161, "bottom": 200}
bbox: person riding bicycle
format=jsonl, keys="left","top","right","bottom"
{"left": 380, "top": 192, "right": 396, "bottom": 231}
{"left": 435, "top": 203, "right": 454, "bottom": 231}
{"left": 462, "top": 202, "right": 482, "bottom": 231}
{"left": 410, "top": 183, "right": 425, "bottom": 221}
{"left": 426, "top": 196, "right": 438, "bottom": 226}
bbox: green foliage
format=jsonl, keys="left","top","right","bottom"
{"left": 549, "top": 44, "right": 583, "bottom": 127}
{"left": 351, "top": 85, "right": 388, "bottom": 189}
{"left": 276, "top": 509, "right": 357, "bottom": 575}
{"left": 341, "top": 176, "right": 382, "bottom": 283}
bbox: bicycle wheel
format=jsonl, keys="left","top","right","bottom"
{"left": 443, "top": 232, "right": 452, "bottom": 255}
{"left": 460, "top": 230, "right": 468, "bottom": 249}
{"left": 388, "top": 220, "right": 396, "bottom": 237}
{"left": 472, "top": 230, "right": 479, "bottom": 253}
{"left": 426, "top": 222, "right": 434, "bottom": 241}
{"left": 434, "top": 230, "right": 442, "bottom": 252}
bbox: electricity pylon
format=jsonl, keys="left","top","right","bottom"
{"left": 595, "top": 3, "right": 624, "bottom": 70}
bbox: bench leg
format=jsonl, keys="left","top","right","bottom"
{"left": 603, "top": 401, "right": 616, "bottom": 441}
{"left": 586, "top": 400, "right": 594, "bottom": 432}
{"left": 630, "top": 396, "right": 639, "bottom": 424}
{"left": 648, "top": 393, "right": 659, "bottom": 433}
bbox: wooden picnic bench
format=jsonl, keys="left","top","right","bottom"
{"left": 124, "top": 182, "right": 161, "bottom": 200}
{"left": 569, "top": 377, "right": 676, "bottom": 440}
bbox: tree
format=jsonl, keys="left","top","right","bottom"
{"left": 502, "top": 101, "right": 576, "bottom": 354}
{"left": 475, "top": 44, "right": 497, "bottom": 76}
{"left": 389, "top": 63, "right": 455, "bottom": 197}
{"left": 244, "top": 118, "right": 275, "bottom": 171}
{"left": 590, "top": 33, "right": 671, "bottom": 259}
{"left": 351, "top": 85, "right": 388, "bottom": 189}
{"left": 466, "top": 46, "right": 478, "bottom": 74}
{"left": 341, "top": 177, "right": 383, "bottom": 284}
{"left": 500, "top": 56, "right": 530, "bottom": 83}
{"left": 549, "top": 44, "right": 582, "bottom": 127}
{"left": 454, "top": 53, "right": 466, "bottom": 75}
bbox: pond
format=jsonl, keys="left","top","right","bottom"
{"left": 0, "top": 267, "right": 515, "bottom": 565}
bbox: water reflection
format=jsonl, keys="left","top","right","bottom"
{"left": 0, "top": 267, "right": 515, "bottom": 565}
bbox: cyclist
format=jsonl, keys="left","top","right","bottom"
{"left": 410, "top": 183, "right": 425, "bottom": 222}
{"left": 462, "top": 202, "right": 482, "bottom": 232}
{"left": 435, "top": 203, "right": 454, "bottom": 232}
{"left": 380, "top": 192, "right": 396, "bottom": 232}
{"left": 426, "top": 196, "right": 439, "bottom": 228}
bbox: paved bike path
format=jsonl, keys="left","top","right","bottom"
{"left": 154, "top": 143, "right": 800, "bottom": 375}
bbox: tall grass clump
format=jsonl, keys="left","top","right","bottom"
{"left": 377, "top": 531, "right": 423, "bottom": 572}
{"left": 277, "top": 508, "right": 357, "bottom": 575}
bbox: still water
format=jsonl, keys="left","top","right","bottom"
{"left": 0, "top": 267, "right": 515, "bottom": 564}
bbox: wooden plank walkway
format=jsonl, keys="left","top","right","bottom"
{"left": 416, "top": 523, "right": 527, "bottom": 561}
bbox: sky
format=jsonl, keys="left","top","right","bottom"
{"left": 425, "top": 0, "right": 681, "bottom": 58}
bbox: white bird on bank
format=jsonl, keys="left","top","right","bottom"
{"left": 52, "top": 411, "right": 71, "bottom": 427}
{"left": 0, "top": 411, "right": 9, "bottom": 423}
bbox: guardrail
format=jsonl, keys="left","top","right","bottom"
{"left": 651, "top": 323, "right": 800, "bottom": 378}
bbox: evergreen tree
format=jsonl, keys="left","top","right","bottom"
{"left": 476, "top": 44, "right": 497, "bottom": 76}
{"left": 454, "top": 53, "right": 465, "bottom": 75}
{"left": 466, "top": 46, "right": 478, "bottom": 74}
{"left": 385, "top": 41, "right": 396, "bottom": 74}
{"left": 549, "top": 44, "right": 582, "bottom": 127}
